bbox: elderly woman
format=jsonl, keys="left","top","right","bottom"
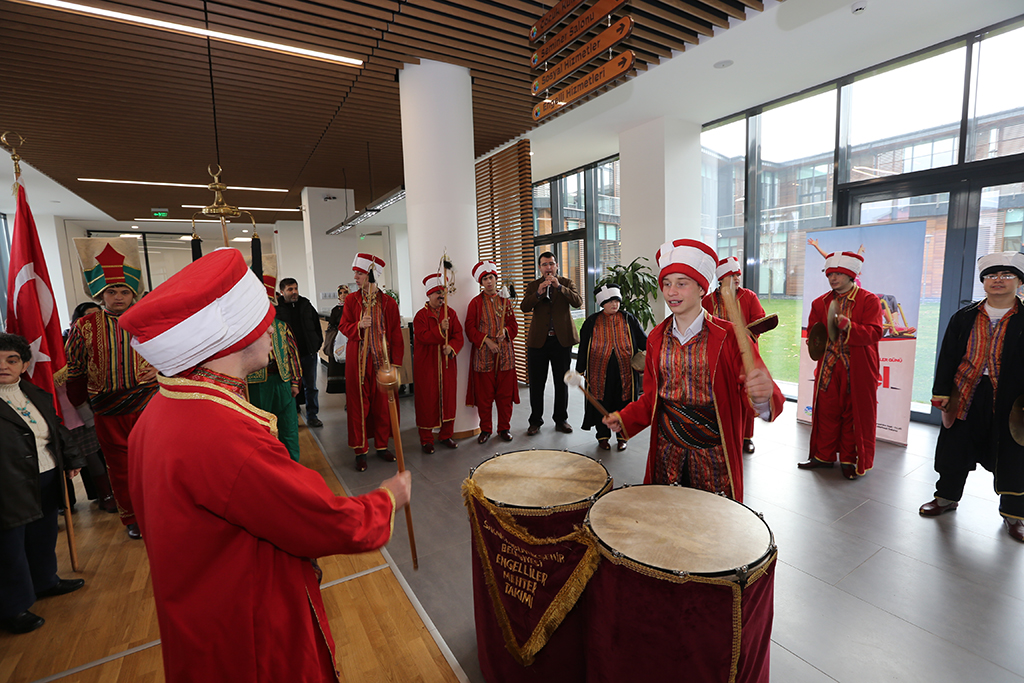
{"left": 0, "top": 333, "right": 87, "bottom": 634}
{"left": 576, "top": 284, "right": 647, "bottom": 451}
{"left": 325, "top": 284, "right": 349, "bottom": 395}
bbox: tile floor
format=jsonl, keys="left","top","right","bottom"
{"left": 309, "top": 376, "right": 1024, "bottom": 683}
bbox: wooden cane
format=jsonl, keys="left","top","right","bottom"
{"left": 60, "top": 474, "right": 81, "bottom": 572}
{"left": 719, "top": 279, "right": 756, "bottom": 376}
{"left": 377, "top": 365, "right": 418, "bottom": 570}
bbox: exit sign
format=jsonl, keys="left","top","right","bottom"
{"left": 152, "top": 208, "right": 169, "bottom": 218}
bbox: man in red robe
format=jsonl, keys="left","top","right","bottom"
{"left": 339, "top": 253, "right": 404, "bottom": 472}
{"left": 65, "top": 237, "right": 157, "bottom": 540}
{"left": 605, "top": 239, "right": 784, "bottom": 503}
{"left": 120, "top": 248, "right": 411, "bottom": 683}
{"left": 799, "top": 251, "right": 882, "bottom": 479}
{"left": 702, "top": 255, "right": 768, "bottom": 454}
{"left": 465, "top": 261, "right": 519, "bottom": 445}
{"left": 414, "top": 272, "right": 464, "bottom": 453}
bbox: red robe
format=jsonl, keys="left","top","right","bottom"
{"left": 465, "top": 293, "right": 520, "bottom": 408}
{"left": 128, "top": 370, "right": 396, "bottom": 683}
{"left": 618, "top": 314, "right": 785, "bottom": 502}
{"left": 702, "top": 286, "right": 768, "bottom": 440}
{"left": 413, "top": 304, "right": 465, "bottom": 430}
{"left": 807, "top": 286, "right": 882, "bottom": 475}
{"left": 339, "top": 290, "right": 404, "bottom": 452}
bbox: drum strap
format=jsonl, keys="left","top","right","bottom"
{"left": 658, "top": 399, "right": 720, "bottom": 450}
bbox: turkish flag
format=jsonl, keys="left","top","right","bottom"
{"left": 5, "top": 180, "right": 66, "bottom": 409}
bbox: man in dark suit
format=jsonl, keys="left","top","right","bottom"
{"left": 520, "top": 251, "right": 583, "bottom": 435}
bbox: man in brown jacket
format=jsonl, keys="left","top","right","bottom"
{"left": 520, "top": 251, "right": 583, "bottom": 435}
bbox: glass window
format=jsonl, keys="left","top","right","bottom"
{"left": 754, "top": 89, "right": 837, "bottom": 386}
{"left": 595, "top": 158, "right": 621, "bottom": 281}
{"left": 533, "top": 182, "right": 552, "bottom": 236}
{"left": 968, "top": 23, "right": 1024, "bottom": 162}
{"left": 973, "top": 182, "right": 1024, "bottom": 300}
{"left": 844, "top": 46, "right": 966, "bottom": 181}
{"left": 560, "top": 171, "right": 585, "bottom": 233}
{"left": 701, "top": 119, "right": 746, "bottom": 255}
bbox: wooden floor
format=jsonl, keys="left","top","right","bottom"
{"left": 0, "top": 427, "right": 461, "bottom": 683}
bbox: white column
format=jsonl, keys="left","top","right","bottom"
{"left": 399, "top": 59, "right": 480, "bottom": 436}
{"left": 619, "top": 116, "right": 702, "bottom": 318}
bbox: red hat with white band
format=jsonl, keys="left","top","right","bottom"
{"left": 423, "top": 272, "right": 445, "bottom": 296}
{"left": 655, "top": 239, "right": 718, "bottom": 293}
{"left": 716, "top": 256, "right": 741, "bottom": 282}
{"left": 352, "top": 253, "right": 385, "bottom": 274}
{"left": 472, "top": 261, "right": 499, "bottom": 283}
{"left": 118, "top": 248, "right": 275, "bottom": 377}
{"left": 824, "top": 251, "right": 864, "bottom": 279}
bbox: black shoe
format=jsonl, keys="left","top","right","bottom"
{"left": 797, "top": 458, "right": 833, "bottom": 470}
{"left": 477, "top": 431, "right": 492, "bottom": 444}
{"left": 439, "top": 438, "right": 459, "bottom": 449}
{"left": 555, "top": 421, "right": 574, "bottom": 434}
{"left": 355, "top": 454, "right": 368, "bottom": 472}
{"left": 36, "top": 578, "right": 85, "bottom": 599}
{"left": 743, "top": 439, "right": 755, "bottom": 454}
{"left": 306, "top": 417, "right": 323, "bottom": 428}
{"left": 127, "top": 523, "right": 142, "bottom": 540}
{"left": 498, "top": 430, "right": 513, "bottom": 442}
{"left": 0, "top": 611, "right": 44, "bottom": 634}
{"left": 526, "top": 424, "right": 540, "bottom": 436}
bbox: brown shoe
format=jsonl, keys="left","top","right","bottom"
{"left": 439, "top": 438, "right": 459, "bottom": 449}
{"left": 919, "top": 499, "right": 958, "bottom": 517}
{"left": 797, "top": 458, "right": 833, "bottom": 470}
{"left": 526, "top": 424, "right": 540, "bottom": 436}
{"left": 597, "top": 439, "right": 611, "bottom": 451}
{"left": 421, "top": 443, "right": 435, "bottom": 454}
{"left": 498, "top": 430, "right": 513, "bottom": 442}
{"left": 1005, "top": 518, "right": 1024, "bottom": 543}
{"left": 616, "top": 440, "right": 628, "bottom": 452}
{"left": 840, "top": 464, "right": 858, "bottom": 480}
{"left": 743, "top": 439, "right": 755, "bottom": 454}
{"left": 355, "top": 454, "right": 368, "bottom": 472}
{"left": 477, "top": 431, "right": 492, "bottom": 444}
{"left": 555, "top": 422, "right": 573, "bottom": 434}
{"left": 376, "top": 449, "right": 397, "bottom": 462}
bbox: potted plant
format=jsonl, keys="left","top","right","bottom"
{"left": 596, "top": 256, "right": 660, "bottom": 330}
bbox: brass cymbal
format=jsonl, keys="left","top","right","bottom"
{"left": 808, "top": 322, "right": 827, "bottom": 361}
{"left": 827, "top": 299, "right": 841, "bottom": 343}
{"left": 747, "top": 313, "right": 779, "bottom": 336}
{"left": 1010, "top": 394, "right": 1024, "bottom": 446}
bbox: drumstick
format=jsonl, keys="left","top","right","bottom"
{"left": 564, "top": 370, "right": 630, "bottom": 440}
{"left": 719, "top": 279, "right": 756, "bottom": 376}
{"left": 377, "top": 366, "right": 419, "bottom": 570}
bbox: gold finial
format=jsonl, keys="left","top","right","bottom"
{"left": 1, "top": 131, "right": 26, "bottom": 184}
{"left": 202, "top": 163, "right": 241, "bottom": 218}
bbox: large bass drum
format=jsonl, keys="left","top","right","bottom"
{"left": 465, "top": 449, "right": 612, "bottom": 683}
{"left": 584, "top": 485, "right": 777, "bottom": 683}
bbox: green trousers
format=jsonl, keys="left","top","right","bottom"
{"left": 248, "top": 377, "right": 301, "bottom": 462}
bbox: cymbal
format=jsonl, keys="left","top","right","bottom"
{"left": 807, "top": 322, "right": 827, "bottom": 361}
{"left": 747, "top": 313, "right": 779, "bottom": 336}
{"left": 1010, "top": 394, "right": 1024, "bottom": 446}
{"left": 827, "top": 299, "right": 841, "bottom": 343}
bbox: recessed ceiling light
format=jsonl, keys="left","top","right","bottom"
{"left": 16, "top": 0, "right": 362, "bottom": 67}
{"left": 79, "top": 178, "right": 287, "bottom": 193}
{"left": 131, "top": 225, "right": 139, "bottom": 229}
{"left": 242, "top": 229, "right": 249, "bottom": 233}
{"left": 713, "top": 60, "right": 734, "bottom": 69}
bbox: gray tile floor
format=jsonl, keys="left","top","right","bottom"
{"left": 309, "top": 374, "right": 1024, "bottom": 683}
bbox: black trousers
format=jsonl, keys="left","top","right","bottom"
{"left": 934, "top": 377, "right": 1024, "bottom": 518}
{"left": 527, "top": 336, "right": 572, "bottom": 426}
{"left": 0, "top": 469, "right": 61, "bottom": 619}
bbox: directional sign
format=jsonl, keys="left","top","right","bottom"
{"left": 531, "top": 0, "right": 628, "bottom": 69}
{"left": 529, "top": 0, "right": 587, "bottom": 44}
{"left": 532, "top": 50, "right": 635, "bottom": 122}
{"left": 533, "top": 17, "right": 633, "bottom": 95}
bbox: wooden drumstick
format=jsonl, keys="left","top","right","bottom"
{"left": 719, "top": 278, "right": 756, "bottom": 376}
{"left": 564, "top": 370, "right": 630, "bottom": 440}
{"left": 377, "top": 365, "right": 419, "bottom": 570}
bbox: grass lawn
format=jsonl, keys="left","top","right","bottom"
{"left": 757, "top": 297, "right": 940, "bottom": 405}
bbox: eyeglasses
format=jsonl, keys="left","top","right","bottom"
{"left": 982, "top": 273, "right": 1019, "bottom": 281}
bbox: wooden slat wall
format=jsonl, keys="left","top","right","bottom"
{"left": 475, "top": 139, "right": 533, "bottom": 383}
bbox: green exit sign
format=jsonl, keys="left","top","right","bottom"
{"left": 151, "top": 208, "right": 169, "bottom": 218}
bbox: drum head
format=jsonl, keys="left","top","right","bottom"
{"left": 587, "top": 486, "right": 771, "bottom": 576}
{"left": 471, "top": 450, "right": 610, "bottom": 508}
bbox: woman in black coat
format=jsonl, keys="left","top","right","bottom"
{"left": 325, "top": 284, "right": 348, "bottom": 394}
{"left": 0, "top": 333, "right": 86, "bottom": 634}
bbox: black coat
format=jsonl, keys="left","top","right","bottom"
{"left": 0, "top": 379, "right": 85, "bottom": 530}
{"left": 933, "top": 298, "right": 1024, "bottom": 494}
{"left": 276, "top": 294, "right": 324, "bottom": 357}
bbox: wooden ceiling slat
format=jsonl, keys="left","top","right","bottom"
{"left": 386, "top": 23, "right": 528, "bottom": 68}
{"left": 734, "top": 0, "right": 763, "bottom": 10}
{"left": 209, "top": 0, "right": 390, "bottom": 35}
{"left": 631, "top": 2, "right": 703, "bottom": 42}
{"left": 631, "top": 25, "right": 689, "bottom": 53}
{"left": 398, "top": 5, "right": 525, "bottom": 50}
{"left": 669, "top": 0, "right": 729, "bottom": 28}
{"left": 391, "top": 14, "right": 529, "bottom": 59}
{"left": 693, "top": 0, "right": 746, "bottom": 21}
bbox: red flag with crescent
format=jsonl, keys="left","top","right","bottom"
{"left": 5, "top": 180, "right": 66, "bottom": 411}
